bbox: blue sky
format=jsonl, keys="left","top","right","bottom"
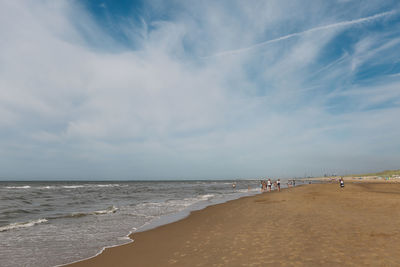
{"left": 0, "top": 0, "right": 400, "bottom": 180}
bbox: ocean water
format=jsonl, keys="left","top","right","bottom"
{"left": 0, "top": 180, "right": 263, "bottom": 267}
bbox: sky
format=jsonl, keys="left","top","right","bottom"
{"left": 0, "top": 0, "right": 400, "bottom": 180}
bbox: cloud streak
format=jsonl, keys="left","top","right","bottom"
{"left": 207, "top": 10, "right": 397, "bottom": 58}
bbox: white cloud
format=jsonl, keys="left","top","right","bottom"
{"left": 0, "top": 0, "right": 399, "bottom": 179}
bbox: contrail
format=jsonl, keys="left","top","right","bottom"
{"left": 205, "top": 10, "right": 397, "bottom": 58}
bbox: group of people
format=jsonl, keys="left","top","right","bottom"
{"left": 261, "top": 178, "right": 281, "bottom": 192}
{"left": 232, "top": 177, "right": 344, "bottom": 193}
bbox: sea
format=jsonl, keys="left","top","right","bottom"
{"left": 0, "top": 180, "right": 266, "bottom": 267}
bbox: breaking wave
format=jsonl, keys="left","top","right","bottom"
{"left": 0, "top": 218, "right": 48, "bottom": 232}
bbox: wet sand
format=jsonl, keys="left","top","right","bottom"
{"left": 68, "top": 183, "right": 400, "bottom": 266}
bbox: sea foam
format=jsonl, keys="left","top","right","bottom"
{"left": 0, "top": 218, "right": 48, "bottom": 232}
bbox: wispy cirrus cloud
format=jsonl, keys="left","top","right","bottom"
{"left": 0, "top": 0, "right": 399, "bottom": 179}
{"left": 206, "top": 9, "right": 398, "bottom": 58}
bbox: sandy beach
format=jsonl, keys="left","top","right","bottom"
{"left": 68, "top": 182, "right": 400, "bottom": 266}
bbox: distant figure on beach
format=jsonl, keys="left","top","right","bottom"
{"left": 232, "top": 182, "right": 236, "bottom": 190}
{"left": 267, "top": 179, "right": 272, "bottom": 192}
{"left": 293, "top": 179, "right": 296, "bottom": 187}
{"left": 277, "top": 179, "right": 281, "bottom": 191}
{"left": 262, "top": 180, "right": 267, "bottom": 192}
{"left": 340, "top": 178, "right": 344, "bottom": 188}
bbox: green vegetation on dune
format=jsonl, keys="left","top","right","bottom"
{"left": 352, "top": 169, "right": 400, "bottom": 177}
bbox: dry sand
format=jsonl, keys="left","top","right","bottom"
{"left": 68, "top": 183, "right": 400, "bottom": 266}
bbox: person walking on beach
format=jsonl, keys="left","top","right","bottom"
{"left": 277, "top": 179, "right": 281, "bottom": 192}
{"left": 340, "top": 177, "right": 344, "bottom": 188}
{"left": 267, "top": 179, "right": 272, "bottom": 192}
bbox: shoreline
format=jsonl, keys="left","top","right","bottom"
{"left": 59, "top": 187, "right": 263, "bottom": 267}
{"left": 136, "top": 188, "right": 261, "bottom": 233}
{"left": 63, "top": 183, "right": 303, "bottom": 266}
{"left": 65, "top": 193, "right": 264, "bottom": 267}
{"left": 62, "top": 184, "right": 304, "bottom": 267}
{"left": 1, "top": 180, "right": 265, "bottom": 267}
{"left": 67, "top": 181, "right": 400, "bottom": 266}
